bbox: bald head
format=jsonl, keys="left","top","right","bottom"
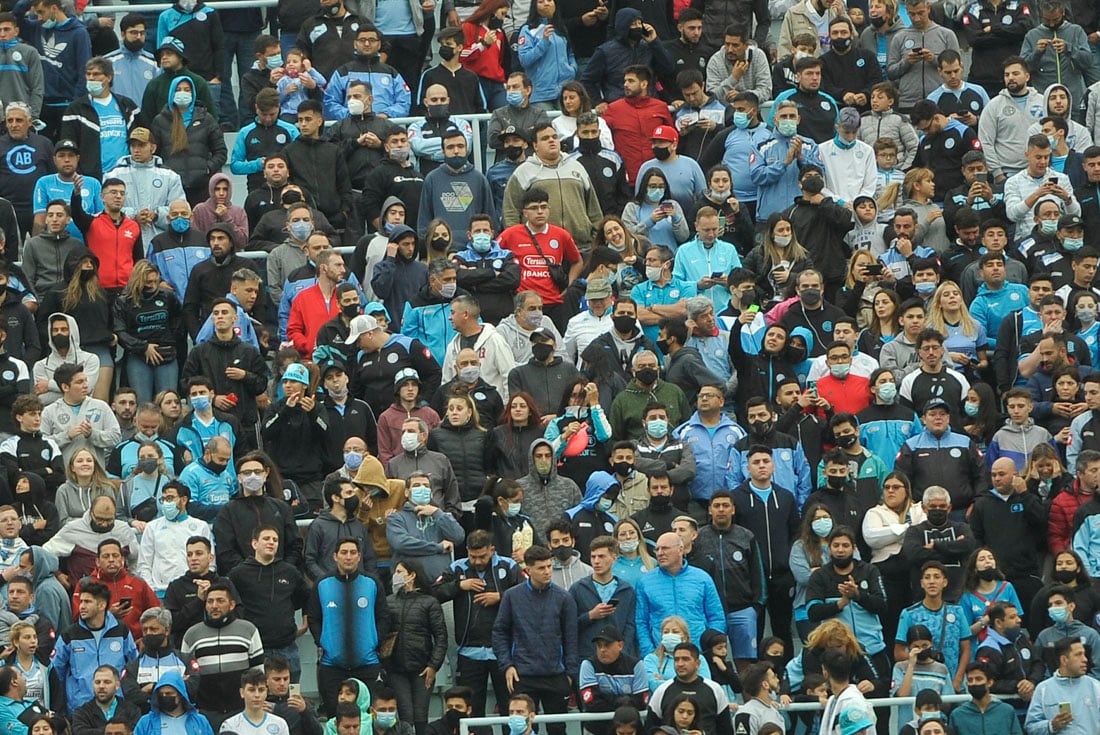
{"left": 654, "top": 532, "right": 684, "bottom": 573}
{"left": 990, "top": 457, "right": 1018, "bottom": 494}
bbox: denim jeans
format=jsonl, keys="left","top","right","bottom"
{"left": 220, "top": 29, "right": 259, "bottom": 128}
{"left": 126, "top": 357, "right": 179, "bottom": 404}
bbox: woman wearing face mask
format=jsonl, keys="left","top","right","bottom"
{"left": 1030, "top": 550, "right": 1100, "bottom": 633}
{"left": 621, "top": 169, "right": 690, "bottom": 250}
{"left": 118, "top": 442, "right": 171, "bottom": 527}
{"left": 862, "top": 471, "right": 924, "bottom": 645}
{"left": 900, "top": 168, "right": 949, "bottom": 254}
{"left": 38, "top": 252, "right": 114, "bottom": 401}
{"left": 1038, "top": 366, "right": 1081, "bottom": 444}
{"left": 611, "top": 518, "right": 654, "bottom": 585}
{"left": 551, "top": 82, "right": 614, "bottom": 152}
{"left": 643, "top": 616, "right": 712, "bottom": 692}
{"left": 473, "top": 476, "right": 539, "bottom": 561}
{"left": 790, "top": 503, "right": 837, "bottom": 642}
{"left": 113, "top": 260, "right": 184, "bottom": 404}
{"left": 961, "top": 383, "right": 1001, "bottom": 451}
{"left": 959, "top": 547, "right": 1024, "bottom": 642}
{"left": 593, "top": 215, "right": 649, "bottom": 292}
{"left": 425, "top": 220, "right": 453, "bottom": 262}
{"left": 517, "top": 0, "right": 576, "bottom": 108}
{"left": 212, "top": 450, "right": 303, "bottom": 572}
{"left": 150, "top": 76, "right": 227, "bottom": 205}
{"left": 460, "top": 0, "right": 511, "bottom": 108}
{"left": 692, "top": 166, "right": 755, "bottom": 254}
{"left": 857, "top": 0, "right": 902, "bottom": 75}
{"left": 384, "top": 559, "right": 446, "bottom": 735}
{"left": 856, "top": 290, "right": 900, "bottom": 360}
{"left": 544, "top": 377, "right": 613, "bottom": 489}
{"left": 1070, "top": 291, "right": 1100, "bottom": 365}
{"left": 11, "top": 472, "right": 59, "bottom": 547}
{"left": 741, "top": 213, "right": 814, "bottom": 305}
{"left": 492, "top": 392, "right": 544, "bottom": 479}
{"left": 54, "top": 448, "right": 119, "bottom": 526}
{"left": 427, "top": 392, "right": 500, "bottom": 511}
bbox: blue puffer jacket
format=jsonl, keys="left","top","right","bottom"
{"left": 401, "top": 282, "right": 464, "bottom": 367}
{"left": 53, "top": 611, "right": 137, "bottom": 713}
{"left": 323, "top": 56, "right": 411, "bottom": 120}
{"left": 307, "top": 571, "right": 391, "bottom": 669}
{"left": 674, "top": 412, "right": 746, "bottom": 502}
{"left": 147, "top": 227, "right": 210, "bottom": 298}
{"left": 134, "top": 671, "right": 214, "bottom": 735}
{"left": 633, "top": 562, "right": 725, "bottom": 657}
{"left": 492, "top": 578, "right": 579, "bottom": 677}
{"left": 516, "top": 22, "right": 576, "bottom": 104}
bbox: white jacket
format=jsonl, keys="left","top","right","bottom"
{"left": 40, "top": 395, "right": 121, "bottom": 464}
{"left": 137, "top": 513, "right": 213, "bottom": 593}
{"left": 1004, "top": 168, "right": 1081, "bottom": 235}
{"left": 820, "top": 138, "right": 877, "bottom": 204}
{"left": 32, "top": 313, "right": 99, "bottom": 407}
{"left": 105, "top": 154, "right": 186, "bottom": 243}
{"left": 976, "top": 87, "right": 1045, "bottom": 178}
{"left": 441, "top": 322, "right": 517, "bottom": 401}
{"left": 563, "top": 308, "right": 614, "bottom": 367}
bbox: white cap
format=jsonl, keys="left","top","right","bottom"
{"left": 344, "top": 314, "right": 381, "bottom": 344}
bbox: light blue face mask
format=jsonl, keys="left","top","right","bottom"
{"left": 1040, "top": 219, "right": 1059, "bottom": 235}
{"left": 376, "top": 713, "right": 398, "bottom": 729}
{"left": 504, "top": 502, "right": 522, "bottom": 517}
{"left": 266, "top": 54, "right": 283, "bottom": 68}
{"left": 508, "top": 715, "right": 528, "bottom": 734}
{"left": 472, "top": 232, "right": 493, "bottom": 253}
{"left": 661, "top": 632, "right": 682, "bottom": 650}
{"left": 777, "top": 119, "right": 798, "bottom": 137}
{"left": 172, "top": 91, "right": 193, "bottom": 108}
{"left": 289, "top": 220, "right": 313, "bottom": 241}
{"left": 732, "top": 111, "right": 750, "bottom": 129}
{"left": 646, "top": 187, "right": 665, "bottom": 203}
{"left": 834, "top": 134, "right": 856, "bottom": 150}
{"left": 914, "top": 281, "right": 936, "bottom": 296}
{"left": 811, "top": 517, "right": 832, "bottom": 537}
{"left": 160, "top": 500, "right": 180, "bottom": 520}
{"left": 1064, "top": 237, "right": 1085, "bottom": 251}
{"left": 877, "top": 382, "right": 897, "bottom": 403}
{"left": 41, "top": 18, "right": 57, "bottom": 29}
{"left": 1048, "top": 135, "right": 1058, "bottom": 150}
{"left": 597, "top": 497, "right": 614, "bottom": 512}
{"left": 344, "top": 451, "right": 364, "bottom": 470}
{"left": 190, "top": 394, "right": 211, "bottom": 413}
{"left": 411, "top": 487, "right": 432, "bottom": 506}
{"left": 646, "top": 419, "right": 668, "bottom": 438}
{"left": 964, "top": 401, "right": 980, "bottom": 417}
{"left": 1048, "top": 605, "right": 1069, "bottom": 623}
{"left": 86, "top": 80, "right": 105, "bottom": 96}
{"left": 506, "top": 90, "right": 524, "bottom": 107}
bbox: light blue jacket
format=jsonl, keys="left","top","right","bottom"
{"left": 670, "top": 239, "right": 742, "bottom": 313}
{"left": 970, "top": 282, "right": 1029, "bottom": 348}
{"left": 516, "top": 23, "right": 576, "bottom": 104}
{"left": 1025, "top": 673, "right": 1100, "bottom": 735}
{"left": 749, "top": 130, "right": 823, "bottom": 222}
{"left": 674, "top": 412, "right": 745, "bottom": 502}
{"left": 634, "top": 562, "right": 724, "bottom": 657}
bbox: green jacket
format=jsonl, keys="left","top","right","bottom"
{"left": 610, "top": 379, "right": 691, "bottom": 441}
{"left": 140, "top": 66, "right": 216, "bottom": 122}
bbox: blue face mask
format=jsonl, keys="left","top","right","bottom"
{"left": 811, "top": 517, "right": 833, "bottom": 537}
{"left": 289, "top": 220, "right": 313, "bottom": 241}
{"left": 172, "top": 91, "right": 193, "bottom": 108}
{"left": 877, "top": 382, "right": 897, "bottom": 403}
{"left": 914, "top": 281, "right": 936, "bottom": 296}
{"left": 160, "top": 500, "right": 180, "bottom": 521}
{"left": 777, "top": 119, "right": 798, "bottom": 137}
{"left": 86, "top": 80, "right": 105, "bottom": 96}
{"left": 472, "top": 232, "right": 493, "bottom": 253}
{"left": 376, "top": 713, "right": 398, "bottom": 729}
{"left": 1048, "top": 605, "right": 1069, "bottom": 623}
{"left": 170, "top": 216, "right": 190, "bottom": 234}
{"left": 1064, "top": 237, "right": 1085, "bottom": 251}
{"left": 661, "top": 633, "right": 682, "bottom": 650}
{"left": 834, "top": 134, "right": 856, "bottom": 150}
{"left": 190, "top": 394, "right": 211, "bottom": 413}
{"left": 504, "top": 502, "right": 522, "bottom": 517}
{"left": 507, "top": 715, "right": 528, "bottom": 734}
{"left": 411, "top": 486, "right": 432, "bottom": 506}
{"left": 646, "top": 419, "right": 668, "bottom": 438}
{"left": 964, "top": 401, "right": 980, "bottom": 417}
{"left": 597, "top": 497, "right": 614, "bottom": 512}
{"left": 41, "top": 18, "right": 57, "bottom": 29}
{"left": 646, "top": 187, "right": 665, "bottom": 203}
{"left": 344, "top": 451, "right": 364, "bottom": 470}
{"left": 733, "top": 111, "right": 750, "bottom": 129}
{"left": 266, "top": 54, "right": 283, "bottom": 68}
{"left": 506, "top": 90, "right": 524, "bottom": 107}
{"left": 1041, "top": 219, "right": 1059, "bottom": 235}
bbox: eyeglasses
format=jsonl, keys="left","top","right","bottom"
{"left": 239, "top": 469, "right": 265, "bottom": 477}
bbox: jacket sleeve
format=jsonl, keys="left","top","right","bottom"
{"left": 491, "top": 589, "right": 515, "bottom": 668}
{"left": 562, "top": 589, "right": 579, "bottom": 677}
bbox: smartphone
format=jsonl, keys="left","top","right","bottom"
{"left": 807, "top": 380, "right": 817, "bottom": 397}
{"left": 608, "top": 599, "right": 619, "bottom": 607}
{"left": 120, "top": 598, "right": 132, "bottom": 608}
{"left": 864, "top": 263, "right": 885, "bottom": 276}
{"left": 747, "top": 304, "right": 761, "bottom": 314}
{"left": 290, "top": 684, "right": 302, "bottom": 698}
{"left": 1058, "top": 702, "right": 1072, "bottom": 717}
{"left": 1049, "top": 177, "right": 1059, "bottom": 185}
{"left": 711, "top": 271, "right": 724, "bottom": 280}
{"left": 975, "top": 172, "right": 988, "bottom": 183}
{"left": 661, "top": 200, "right": 675, "bottom": 211}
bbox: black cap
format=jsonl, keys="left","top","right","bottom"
{"left": 318, "top": 357, "right": 347, "bottom": 378}
{"left": 529, "top": 326, "right": 555, "bottom": 343}
{"left": 922, "top": 397, "right": 950, "bottom": 414}
{"left": 501, "top": 125, "right": 527, "bottom": 143}
{"left": 591, "top": 625, "right": 624, "bottom": 643}
{"left": 1059, "top": 213, "right": 1084, "bottom": 230}
{"left": 55, "top": 139, "right": 79, "bottom": 154}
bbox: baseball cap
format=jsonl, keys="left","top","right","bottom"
{"left": 838, "top": 707, "right": 875, "bottom": 735}
{"left": 501, "top": 125, "right": 527, "bottom": 143}
{"left": 128, "top": 127, "right": 152, "bottom": 143}
{"left": 1059, "top": 213, "right": 1083, "bottom": 230}
{"left": 651, "top": 125, "right": 678, "bottom": 143}
{"left": 922, "top": 397, "right": 950, "bottom": 415}
{"left": 318, "top": 358, "right": 347, "bottom": 378}
{"left": 344, "top": 315, "right": 381, "bottom": 344}
{"left": 585, "top": 277, "right": 613, "bottom": 300}
{"left": 282, "top": 363, "right": 310, "bottom": 386}
{"left": 394, "top": 368, "right": 421, "bottom": 387}
{"left": 530, "top": 326, "right": 556, "bottom": 343}
{"left": 591, "top": 625, "right": 624, "bottom": 644}
{"left": 55, "top": 139, "right": 79, "bottom": 154}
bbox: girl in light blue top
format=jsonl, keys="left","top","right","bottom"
{"left": 611, "top": 518, "right": 654, "bottom": 586}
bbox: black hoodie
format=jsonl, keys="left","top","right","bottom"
{"left": 162, "top": 570, "right": 239, "bottom": 649}
{"left": 12, "top": 471, "right": 58, "bottom": 547}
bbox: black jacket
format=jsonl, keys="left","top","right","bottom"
{"left": 59, "top": 93, "right": 143, "bottom": 180}
{"left": 694, "top": 523, "right": 766, "bottom": 612}
{"left": 361, "top": 159, "right": 424, "bottom": 233}
{"left": 427, "top": 420, "right": 499, "bottom": 502}
{"left": 149, "top": 103, "right": 228, "bottom": 194}
{"left": 0, "top": 351, "right": 30, "bottom": 434}
{"left": 434, "top": 552, "right": 525, "bottom": 649}
{"left": 974, "top": 630, "right": 1044, "bottom": 693}
{"left": 181, "top": 334, "right": 269, "bottom": 428}
{"left": 227, "top": 557, "right": 311, "bottom": 649}
{"left": 327, "top": 112, "right": 393, "bottom": 189}
{"left": 784, "top": 196, "right": 853, "bottom": 283}
{"left": 269, "top": 693, "right": 323, "bottom": 735}
{"left": 386, "top": 589, "right": 447, "bottom": 674}
{"left": 969, "top": 488, "right": 1046, "bottom": 577}
{"left": 112, "top": 287, "right": 185, "bottom": 363}
{"left": 162, "top": 570, "right": 238, "bottom": 648}
{"left": 730, "top": 481, "right": 800, "bottom": 577}
{"left": 318, "top": 395, "right": 378, "bottom": 469}
{"left": 294, "top": 12, "right": 360, "bottom": 78}
{"left": 282, "top": 136, "right": 352, "bottom": 227}
{"left": 901, "top": 519, "right": 976, "bottom": 599}
{"left": 262, "top": 397, "right": 329, "bottom": 483}
{"left": 212, "top": 494, "right": 303, "bottom": 573}
{"left": 238, "top": 68, "right": 275, "bottom": 128}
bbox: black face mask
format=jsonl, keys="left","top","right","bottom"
{"left": 635, "top": 367, "right": 658, "bottom": 385}
{"left": 826, "top": 475, "right": 847, "bottom": 490}
{"left": 835, "top": 433, "right": 857, "bottom": 449}
{"left": 927, "top": 509, "right": 949, "bottom": 526}
{"left": 613, "top": 461, "right": 633, "bottom": 477}
{"left": 627, "top": 26, "right": 644, "bottom": 41}
{"left": 612, "top": 315, "right": 635, "bottom": 333}
{"left": 343, "top": 495, "right": 361, "bottom": 515}
{"left": 341, "top": 303, "right": 360, "bottom": 319}
{"left": 143, "top": 633, "right": 166, "bottom": 651}
{"left": 281, "top": 191, "right": 303, "bottom": 206}
{"left": 578, "top": 137, "right": 602, "bottom": 155}
{"left": 431, "top": 236, "right": 449, "bottom": 251}
{"left": 90, "top": 520, "right": 114, "bottom": 534}
{"left": 51, "top": 334, "right": 70, "bottom": 351}
{"left": 157, "top": 693, "right": 180, "bottom": 711}
{"left": 650, "top": 494, "right": 671, "bottom": 510}
{"left": 488, "top": 16, "right": 503, "bottom": 29}
{"left": 915, "top": 649, "right": 933, "bottom": 662}
{"left": 438, "top": 45, "right": 456, "bottom": 61}
{"left": 749, "top": 419, "right": 772, "bottom": 436}
{"left": 656, "top": 338, "right": 670, "bottom": 354}
{"left": 503, "top": 145, "right": 525, "bottom": 161}
{"left": 206, "top": 460, "right": 228, "bottom": 475}
{"left": 79, "top": 269, "right": 96, "bottom": 282}
{"left": 552, "top": 545, "right": 572, "bottom": 561}
{"left": 831, "top": 553, "right": 853, "bottom": 568}
{"left": 976, "top": 568, "right": 1001, "bottom": 582}
{"left": 968, "top": 684, "right": 988, "bottom": 700}
{"left": 1052, "top": 569, "right": 1078, "bottom": 584}
{"left": 869, "top": 15, "right": 886, "bottom": 27}
{"left": 444, "top": 710, "right": 464, "bottom": 730}
{"left": 427, "top": 103, "right": 450, "bottom": 120}
{"left": 831, "top": 37, "right": 851, "bottom": 52}
{"left": 652, "top": 146, "right": 671, "bottom": 161}
{"left": 531, "top": 343, "right": 554, "bottom": 362}
{"left": 802, "top": 175, "right": 825, "bottom": 194}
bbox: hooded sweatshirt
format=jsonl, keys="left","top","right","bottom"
{"left": 565, "top": 471, "right": 619, "bottom": 559}
{"left": 516, "top": 438, "right": 583, "bottom": 540}
{"left": 32, "top": 314, "right": 99, "bottom": 407}
{"left": 21, "top": 229, "right": 88, "bottom": 294}
{"left": 191, "top": 173, "right": 248, "bottom": 247}
{"left": 1027, "top": 84, "right": 1094, "bottom": 152}
{"left": 322, "top": 677, "right": 373, "bottom": 735}
{"left": 133, "top": 671, "right": 215, "bottom": 735}
{"left": 580, "top": 8, "right": 675, "bottom": 105}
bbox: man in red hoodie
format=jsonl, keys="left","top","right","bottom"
{"left": 601, "top": 65, "right": 673, "bottom": 185}
{"left": 70, "top": 538, "right": 159, "bottom": 642}
{"left": 1049, "top": 449, "right": 1100, "bottom": 553}
{"left": 286, "top": 248, "right": 345, "bottom": 357}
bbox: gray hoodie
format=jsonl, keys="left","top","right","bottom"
{"left": 32, "top": 313, "right": 100, "bottom": 407}
{"left": 517, "top": 438, "right": 582, "bottom": 541}
{"left": 20, "top": 231, "right": 85, "bottom": 296}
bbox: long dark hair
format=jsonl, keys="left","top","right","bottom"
{"left": 393, "top": 557, "right": 430, "bottom": 592}
{"left": 499, "top": 391, "right": 542, "bottom": 427}
{"left": 557, "top": 377, "right": 590, "bottom": 415}
{"left": 525, "top": 0, "right": 569, "bottom": 41}
{"left": 237, "top": 450, "right": 287, "bottom": 499}
{"left": 634, "top": 169, "right": 671, "bottom": 205}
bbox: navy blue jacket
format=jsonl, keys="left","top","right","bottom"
{"left": 493, "top": 580, "right": 579, "bottom": 678}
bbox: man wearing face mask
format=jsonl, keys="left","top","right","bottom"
{"left": 1026, "top": 213, "right": 1086, "bottom": 293}
{"left": 440, "top": 304, "right": 514, "bottom": 405}
{"left": 486, "top": 127, "right": 528, "bottom": 214}
{"left": 387, "top": 473, "right": 465, "bottom": 580}
{"left": 820, "top": 18, "right": 880, "bottom": 113}
{"left": 1032, "top": 587, "right": 1100, "bottom": 678}
{"left": 434, "top": 348, "right": 505, "bottom": 424}
{"left": 488, "top": 73, "right": 550, "bottom": 163}
{"left": 507, "top": 327, "right": 579, "bottom": 415}
{"left": 635, "top": 125, "right": 705, "bottom": 217}
{"left": 327, "top": 80, "right": 398, "bottom": 191}
{"left": 498, "top": 291, "right": 566, "bottom": 364}
{"left": 173, "top": 376, "right": 242, "bottom": 463}
{"left": 386, "top": 419, "right": 462, "bottom": 517}
{"left": 120, "top": 608, "right": 194, "bottom": 714}
{"left": 972, "top": 603, "right": 1044, "bottom": 703}
{"left": 133, "top": 671, "right": 214, "bottom": 735}
{"left": 178, "top": 435, "right": 238, "bottom": 521}
{"left": 324, "top": 27, "right": 411, "bottom": 121}
{"left": 451, "top": 215, "right": 521, "bottom": 325}
{"left": 44, "top": 494, "right": 139, "bottom": 583}
{"left": 814, "top": 342, "right": 872, "bottom": 416}
{"left": 135, "top": 482, "right": 211, "bottom": 596}
{"left": 408, "top": 85, "right": 474, "bottom": 175}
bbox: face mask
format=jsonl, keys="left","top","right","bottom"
{"left": 831, "top": 552, "right": 853, "bottom": 567}
{"left": 160, "top": 500, "right": 180, "bottom": 520}
{"left": 169, "top": 215, "right": 191, "bottom": 233}
{"left": 438, "top": 45, "right": 456, "bottom": 61}
{"left": 156, "top": 693, "right": 179, "bottom": 711}
{"left": 86, "top": 80, "right": 104, "bottom": 96}
{"left": 627, "top": 26, "right": 645, "bottom": 41}
{"left": 829, "top": 363, "right": 851, "bottom": 379}
{"left": 619, "top": 539, "right": 639, "bottom": 554}
{"left": 578, "top": 137, "right": 602, "bottom": 155}
{"left": 392, "top": 572, "right": 408, "bottom": 590}
{"left": 389, "top": 146, "right": 411, "bottom": 163}
{"left": 471, "top": 232, "right": 493, "bottom": 253}
{"left": 647, "top": 419, "right": 668, "bottom": 438}
{"left": 427, "top": 103, "right": 450, "bottom": 119}
{"left": 90, "top": 519, "right": 114, "bottom": 533}
{"left": 964, "top": 401, "right": 980, "bottom": 417}
{"left": 531, "top": 342, "right": 554, "bottom": 362}
{"left": 772, "top": 234, "right": 792, "bottom": 247}
{"left": 870, "top": 14, "right": 886, "bottom": 27}
{"left": 508, "top": 715, "right": 528, "bottom": 734}
{"left": 458, "top": 365, "right": 480, "bottom": 383}
{"left": 968, "top": 683, "right": 988, "bottom": 700}
{"left": 488, "top": 16, "right": 504, "bottom": 29}
{"left": 340, "top": 302, "right": 360, "bottom": 320}
{"left": 826, "top": 475, "right": 847, "bottom": 490}
{"left": 646, "top": 265, "right": 664, "bottom": 282}
{"left": 835, "top": 433, "right": 858, "bottom": 449}
{"left": 206, "top": 460, "right": 227, "bottom": 475}
{"left": 1078, "top": 307, "right": 1098, "bottom": 325}
{"left": 401, "top": 433, "right": 421, "bottom": 452}
{"left": 173, "top": 91, "right": 192, "bottom": 108}
{"left": 347, "top": 98, "right": 366, "bottom": 116}
{"left": 344, "top": 451, "right": 364, "bottom": 471}
{"left": 613, "top": 461, "right": 633, "bottom": 477}
{"left": 597, "top": 497, "right": 614, "bottom": 512}
{"left": 137, "top": 458, "right": 159, "bottom": 475}
{"left": 502, "top": 144, "right": 526, "bottom": 162}
{"left": 915, "top": 649, "right": 933, "bottom": 662}
{"left": 143, "top": 633, "right": 166, "bottom": 651}
{"left": 282, "top": 191, "right": 303, "bottom": 206}
{"left": 1064, "top": 237, "right": 1085, "bottom": 251}
{"left": 444, "top": 710, "right": 464, "bottom": 730}
{"left": 506, "top": 90, "right": 524, "bottom": 106}
{"left": 376, "top": 713, "right": 398, "bottom": 729}
{"left": 124, "top": 39, "right": 145, "bottom": 53}
{"left": 1002, "top": 625, "right": 1022, "bottom": 642}
{"left": 733, "top": 111, "right": 750, "bottom": 129}
{"left": 661, "top": 633, "right": 682, "bottom": 650}
{"left": 652, "top": 146, "right": 671, "bottom": 161}
{"left": 534, "top": 459, "right": 553, "bottom": 476}
{"left": 325, "top": 2, "right": 342, "bottom": 15}
{"left": 40, "top": 17, "right": 56, "bottom": 29}
{"left": 801, "top": 175, "right": 825, "bottom": 194}
{"left": 799, "top": 288, "right": 822, "bottom": 306}
{"left": 612, "top": 315, "right": 635, "bottom": 334}
{"left": 411, "top": 486, "right": 432, "bottom": 506}
{"left": 265, "top": 53, "right": 283, "bottom": 68}
{"left": 189, "top": 395, "right": 211, "bottom": 414}
{"left": 241, "top": 474, "right": 266, "bottom": 494}
{"left": 289, "top": 220, "right": 313, "bottom": 241}
{"left": 552, "top": 545, "right": 573, "bottom": 562}
{"left": 646, "top": 188, "right": 665, "bottom": 203}
{"left": 635, "top": 367, "right": 658, "bottom": 385}
{"left": 812, "top": 517, "right": 833, "bottom": 537}
{"left": 440, "top": 282, "right": 458, "bottom": 299}
{"left": 51, "top": 333, "right": 70, "bottom": 351}
{"left": 831, "top": 37, "right": 851, "bottom": 52}
{"left": 834, "top": 134, "right": 857, "bottom": 150}
{"left": 750, "top": 419, "right": 772, "bottom": 436}
{"left": 877, "top": 382, "right": 897, "bottom": 402}
{"left": 977, "top": 567, "right": 1001, "bottom": 581}
{"left": 1052, "top": 569, "right": 1077, "bottom": 583}
{"left": 1040, "top": 219, "right": 1058, "bottom": 235}
{"left": 926, "top": 509, "right": 948, "bottom": 526}
{"left": 914, "top": 281, "right": 937, "bottom": 296}
{"left": 777, "top": 119, "right": 798, "bottom": 137}
{"left": 1048, "top": 605, "right": 1069, "bottom": 623}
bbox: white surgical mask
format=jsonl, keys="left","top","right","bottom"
{"left": 347, "top": 98, "right": 366, "bottom": 116}
{"left": 401, "top": 432, "right": 420, "bottom": 452}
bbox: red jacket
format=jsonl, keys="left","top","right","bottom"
{"left": 460, "top": 22, "right": 506, "bottom": 82}
{"left": 1049, "top": 480, "right": 1092, "bottom": 553}
{"left": 286, "top": 283, "right": 340, "bottom": 356}
{"left": 815, "top": 373, "right": 872, "bottom": 416}
{"left": 85, "top": 213, "right": 143, "bottom": 290}
{"left": 601, "top": 95, "right": 673, "bottom": 185}
{"left": 71, "top": 567, "right": 159, "bottom": 641}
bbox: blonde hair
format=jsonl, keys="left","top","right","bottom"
{"left": 121, "top": 260, "right": 160, "bottom": 307}
{"left": 614, "top": 518, "right": 655, "bottom": 569}
{"left": 806, "top": 619, "right": 864, "bottom": 657}
{"left": 1024, "top": 442, "right": 1065, "bottom": 480}
{"left": 66, "top": 448, "right": 115, "bottom": 492}
{"left": 845, "top": 250, "right": 876, "bottom": 289}
{"left": 657, "top": 615, "right": 691, "bottom": 658}
{"left": 8, "top": 621, "right": 35, "bottom": 648}
{"left": 763, "top": 217, "right": 809, "bottom": 268}
{"left": 926, "top": 280, "right": 978, "bottom": 338}
{"left": 903, "top": 167, "right": 934, "bottom": 201}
